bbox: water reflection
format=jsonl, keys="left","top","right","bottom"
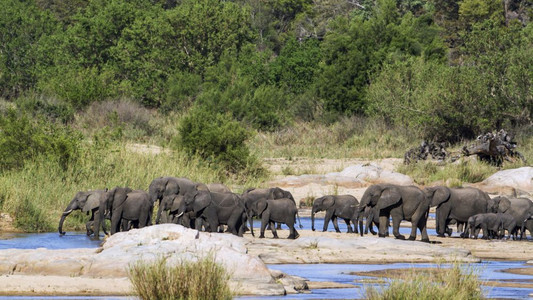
{"left": 0, "top": 232, "right": 102, "bottom": 250}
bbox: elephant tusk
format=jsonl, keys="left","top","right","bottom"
{"left": 62, "top": 209, "right": 73, "bottom": 216}
{"left": 176, "top": 212, "right": 184, "bottom": 218}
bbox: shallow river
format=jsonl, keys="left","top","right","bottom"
{"left": 1, "top": 225, "right": 532, "bottom": 299}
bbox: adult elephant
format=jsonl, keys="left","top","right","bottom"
{"left": 248, "top": 198, "right": 299, "bottom": 239}
{"left": 358, "top": 184, "right": 431, "bottom": 242}
{"left": 178, "top": 190, "right": 250, "bottom": 237}
{"left": 492, "top": 196, "right": 533, "bottom": 239}
{"left": 94, "top": 188, "right": 153, "bottom": 239}
{"left": 58, "top": 189, "right": 107, "bottom": 236}
{"left": 311, "top": 195, "right": 359, "bottom": 233}
{"left": 425, "top": 186, "right": 495, "bottom": 238}
{"left": 242, "top": 187, "right": 301, "bottom": 229}
{"left": 148, "top": 177, "right": 206, "bottom": 224}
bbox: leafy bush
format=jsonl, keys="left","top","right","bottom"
{"left": 14, "top": 196, "right": 53, "bottom": 232}
{"left": 0, "top": 109, "right": 82, "bottom": 171}
{"left": 128, "top": 255, "right": 232, "bottom": 300}
{"left": 177, "top": 105, "right": 255, "bottom": 173}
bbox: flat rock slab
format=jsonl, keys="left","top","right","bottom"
{"left": 0, "top": 225, "right": 285, "bottom": 296}
{"left": 473, "top": 167, "right": 533, "bottom": 196}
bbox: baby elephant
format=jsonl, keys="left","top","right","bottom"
{"left": 248, "top": 197, "right": 300, "bottom": 239}
{"left": 468, "top": 213, "right": 516, "bottom": 239}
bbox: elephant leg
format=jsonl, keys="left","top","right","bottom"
{"left": 345, "top": 218, "right": 354, "bottom": 233}
{"left": 417, "top": 216, "right": 430, "bottom": 243}
{"left": 391, "top": 216, "right": 404, "bottom": 240}
{"left": 287, "top": 222, "right": 299, "bottom": 239}
{"left": 259, "top": 214, "right": 269, "bottom": 238}
{"left": 332, "top": 216, "right": 341, "bottom": 233}
{"left": 378, "top": 215, "right": 389, "bottom": 238}
{"left": 276, "top": 222, "right": 282, "bottom": 230}
{"left": 86, "top": 221, "right": 94, "bottom": 236}
{"left": 481, "top": 223, "right": 490, "bottom": 239}
{"left": 323, "top": 209, "right": 334, "bottom": 232}
{"left": 270, "top": 221, "right": 279, "bottom": 239}
{"left": 436, "top": 208, "right": 450, "bottom": 237}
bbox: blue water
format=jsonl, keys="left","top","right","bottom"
{"left": 0, "top": 232, "right": 102, "bottom": 250}
{"left": 239, "top": 261, "right": 533, "bottom": 299}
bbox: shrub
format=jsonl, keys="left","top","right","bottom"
{"left": 128, "top": 255, "right": 232, "bottom": 300}
{"left": 14, "top": 196, "right": 53, "bottom": 232}
{"left": 0, "top": 109, "right": 81, "bottom": 171}
{"left": 365, "top": 262, "right": 484, "bottom": 300}
{"left": 177, "top": 105, "right": 255, "bottom": 173}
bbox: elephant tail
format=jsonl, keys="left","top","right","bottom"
{"left": 296, "top": 211, "right": 303, "bottom": 229}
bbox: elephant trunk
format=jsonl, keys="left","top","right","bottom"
{"left": 58, "top": 208, "right": 73, "bottom": 235}
{"left": 155, "top": 198, "right": 164, "bottom": 224}
{"left": 248, "top": 211, "right": 254, "bottom": 237}
{"left": 311, "top": 207, "right": 316, "bottom": 231}
{"left": 358, "top": 207, "right": 365, "bottom": 236}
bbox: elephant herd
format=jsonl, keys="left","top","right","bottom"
{"left": 312, "top": 184, "right": 533, "bottom": 242}
{"left": 58, "top": 176, "right": 302, "bottom": 240}
{"left": 59, "top": 177, "right": 533, "bottom": 242}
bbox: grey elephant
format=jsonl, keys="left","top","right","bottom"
{"left": 363, "top": 205, "right": 389, "bottom": 236}
{"left": 522, "top": 218, "right": 533, "bottom": 239}
{"left": 492, "top": 196, "right": 533, "bottom": 239}
{"left": 358, "top": 184, "right": 431, "bottom": 242}
{"left": 242, "top": 187, "right": 301, "bottom": 230}
{"left": 93, "top": 187, "right": 153, "bottom": 239}
{"left": 424, "top": 186, "right": 495, "bottom": 238}
{"left": 248, "top": 197, "right": 299, "bottom": 239}
{"left": 311, "top": 195, "right": 359, "bottom": 233}
{"left": 58, "top": 189, "right": 107, "bottom": 236}
{"left": 178, "top": 190, "right": 250, "bottom": 237}
{"left": 467, "top": 213, "right": 516, "bottom": 239}
{"left": 148, "top": 177, "right": 207, "bottom": 224}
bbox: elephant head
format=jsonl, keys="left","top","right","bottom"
{"left": 358, "top": 184, "right": 402, "bottom": 236}
{"left": 58, "top": 190, "right": 104, "bottom": 235}
{"left": 311, "top": 196, "right": 335, "bottom": 231}
{"left": 489, "top": 196, "right": 512, "bottom": 213}
{"left": 424, "top": 186, "right": 451, "bottom": 208}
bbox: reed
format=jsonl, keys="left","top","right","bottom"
{"left": 365, "top": 262, "right": 484, "bottom": 300}
{"left": 128, "top": 255, "right": 232, "bottom": 300}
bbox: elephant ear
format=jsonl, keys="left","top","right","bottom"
{"left": 196, "top": 183, "right": 209, "bottom": 191}
{"left": 377, "top": 187, "right": 402, "bottom": 210}
{"left": 255, "top": 199, "right": 268, "bottom": 217}
{"left": 430, "top": 187, "right": 450, "bottom": 208}
{"left": 497, "top": 197, "right": 511, "bottom": 213}
{"left": 322, "top": 196, "right": 335, "bottom": 209}
{"left": 171, "top": 195, "right": 184, "bottom": 212}
{"left": 83, "top": 192, "right": 101, "bottom": 213}
{"left": 193, "top": 191, "right": 211, "bottom": 213}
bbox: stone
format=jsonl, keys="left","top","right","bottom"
{"left": 473, "top": 167, "right": 533, "bottom": 196}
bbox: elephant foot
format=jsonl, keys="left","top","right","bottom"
{"left": 482, "top": 236, "right": 489, "bottom": 240}
{"left": 437, "top": 234, "right": 446, "bottom": 238}
{"left": 445, "top": 228, "right": 453, "bottom": 236}
{"left": 259, "top": 235, "right": 265, "bottom": 239}
{"left": 420, "top": 238, "right": 430, "bottom": 243}
{"left": 273, "top": 235, "right": 279, "bottom": 239}
{"left": 335, "top": 230, "right": 341, "bottom": 233}
{"left": 312, "top": 228, "right": 316, "bottom": 231}
{"left": 408, "top": 235, "right": 416, "bottom": 241}
{"left": 378, "top": 233, "right": 387, "bottom": 238}
{"left": 394, "top": 234, "right": 405, "bottom": 240}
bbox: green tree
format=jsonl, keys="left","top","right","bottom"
{"left": 0, "top": 0, "right": 57, "bottom": 98}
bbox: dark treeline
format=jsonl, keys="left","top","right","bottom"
{"left": 0, "top": 0, "right": 531, "bottom": 145}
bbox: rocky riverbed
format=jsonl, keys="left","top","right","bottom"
{"left": 0, "top": 163, "right": 531, "bottom": 297}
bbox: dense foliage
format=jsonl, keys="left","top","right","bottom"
{"left": 0, "top": 0, "right": 531, "bottom": 171}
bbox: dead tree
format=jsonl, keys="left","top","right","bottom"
{"left": 462, "top": 129, "right": 526, "bottom": 166}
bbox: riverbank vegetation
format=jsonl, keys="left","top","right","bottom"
{"left": 365, "top": 262, "right": 484, "bottom": 300}
{"left": 128, "top": 255, "right": 232, "bottom": 300}
{"left": 0, "top": 0, "right": 531, "bottom": 232}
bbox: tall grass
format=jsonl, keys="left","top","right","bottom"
{"left": 365, "top": 262, "right": 484, "bottom": 300}
{"left": 249, "top": 117, "right": 417, "bottom": 160}
{"left": 128, "top": 255, "right": 232, "bottom": 300}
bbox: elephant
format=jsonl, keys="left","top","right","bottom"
{"left": 93, "top": 188, "right": 153, "bottom": 239}
{"left": 424, "top": 186, "right": 495, "bottom": 238}
{"left": 363, "top": 206, "right": 389, "bottom": 236}
{"left": 311, "top": 195, "right": 359, "bottom": 233}
{"left": 248, "top": 198, "right": 299, "bottom": 239}
{"left": 148, "top": 177, "right": 206, "bottom": 224}
{"left": 522, "top": 218, "right": 533, "bottom": 239}
{"left": 58, "top": 189, "right": 107, "bottom": 236}
{"left": 178, "top": 190, "right": 250, "bottom": 237}
{"left": 467, "top": 213, "right": 516, "bottom": 239}
{"left": 242, "top": 187, "right": 301, "bottom": 230}
{"left": 358, "top": 184, "right": 431, "bottom": 242}
{"left": 207, "top": 183, "right": 232, "bottom": 193}
{"left": 492, "top": 196, "right": 533, "bottom": 239}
